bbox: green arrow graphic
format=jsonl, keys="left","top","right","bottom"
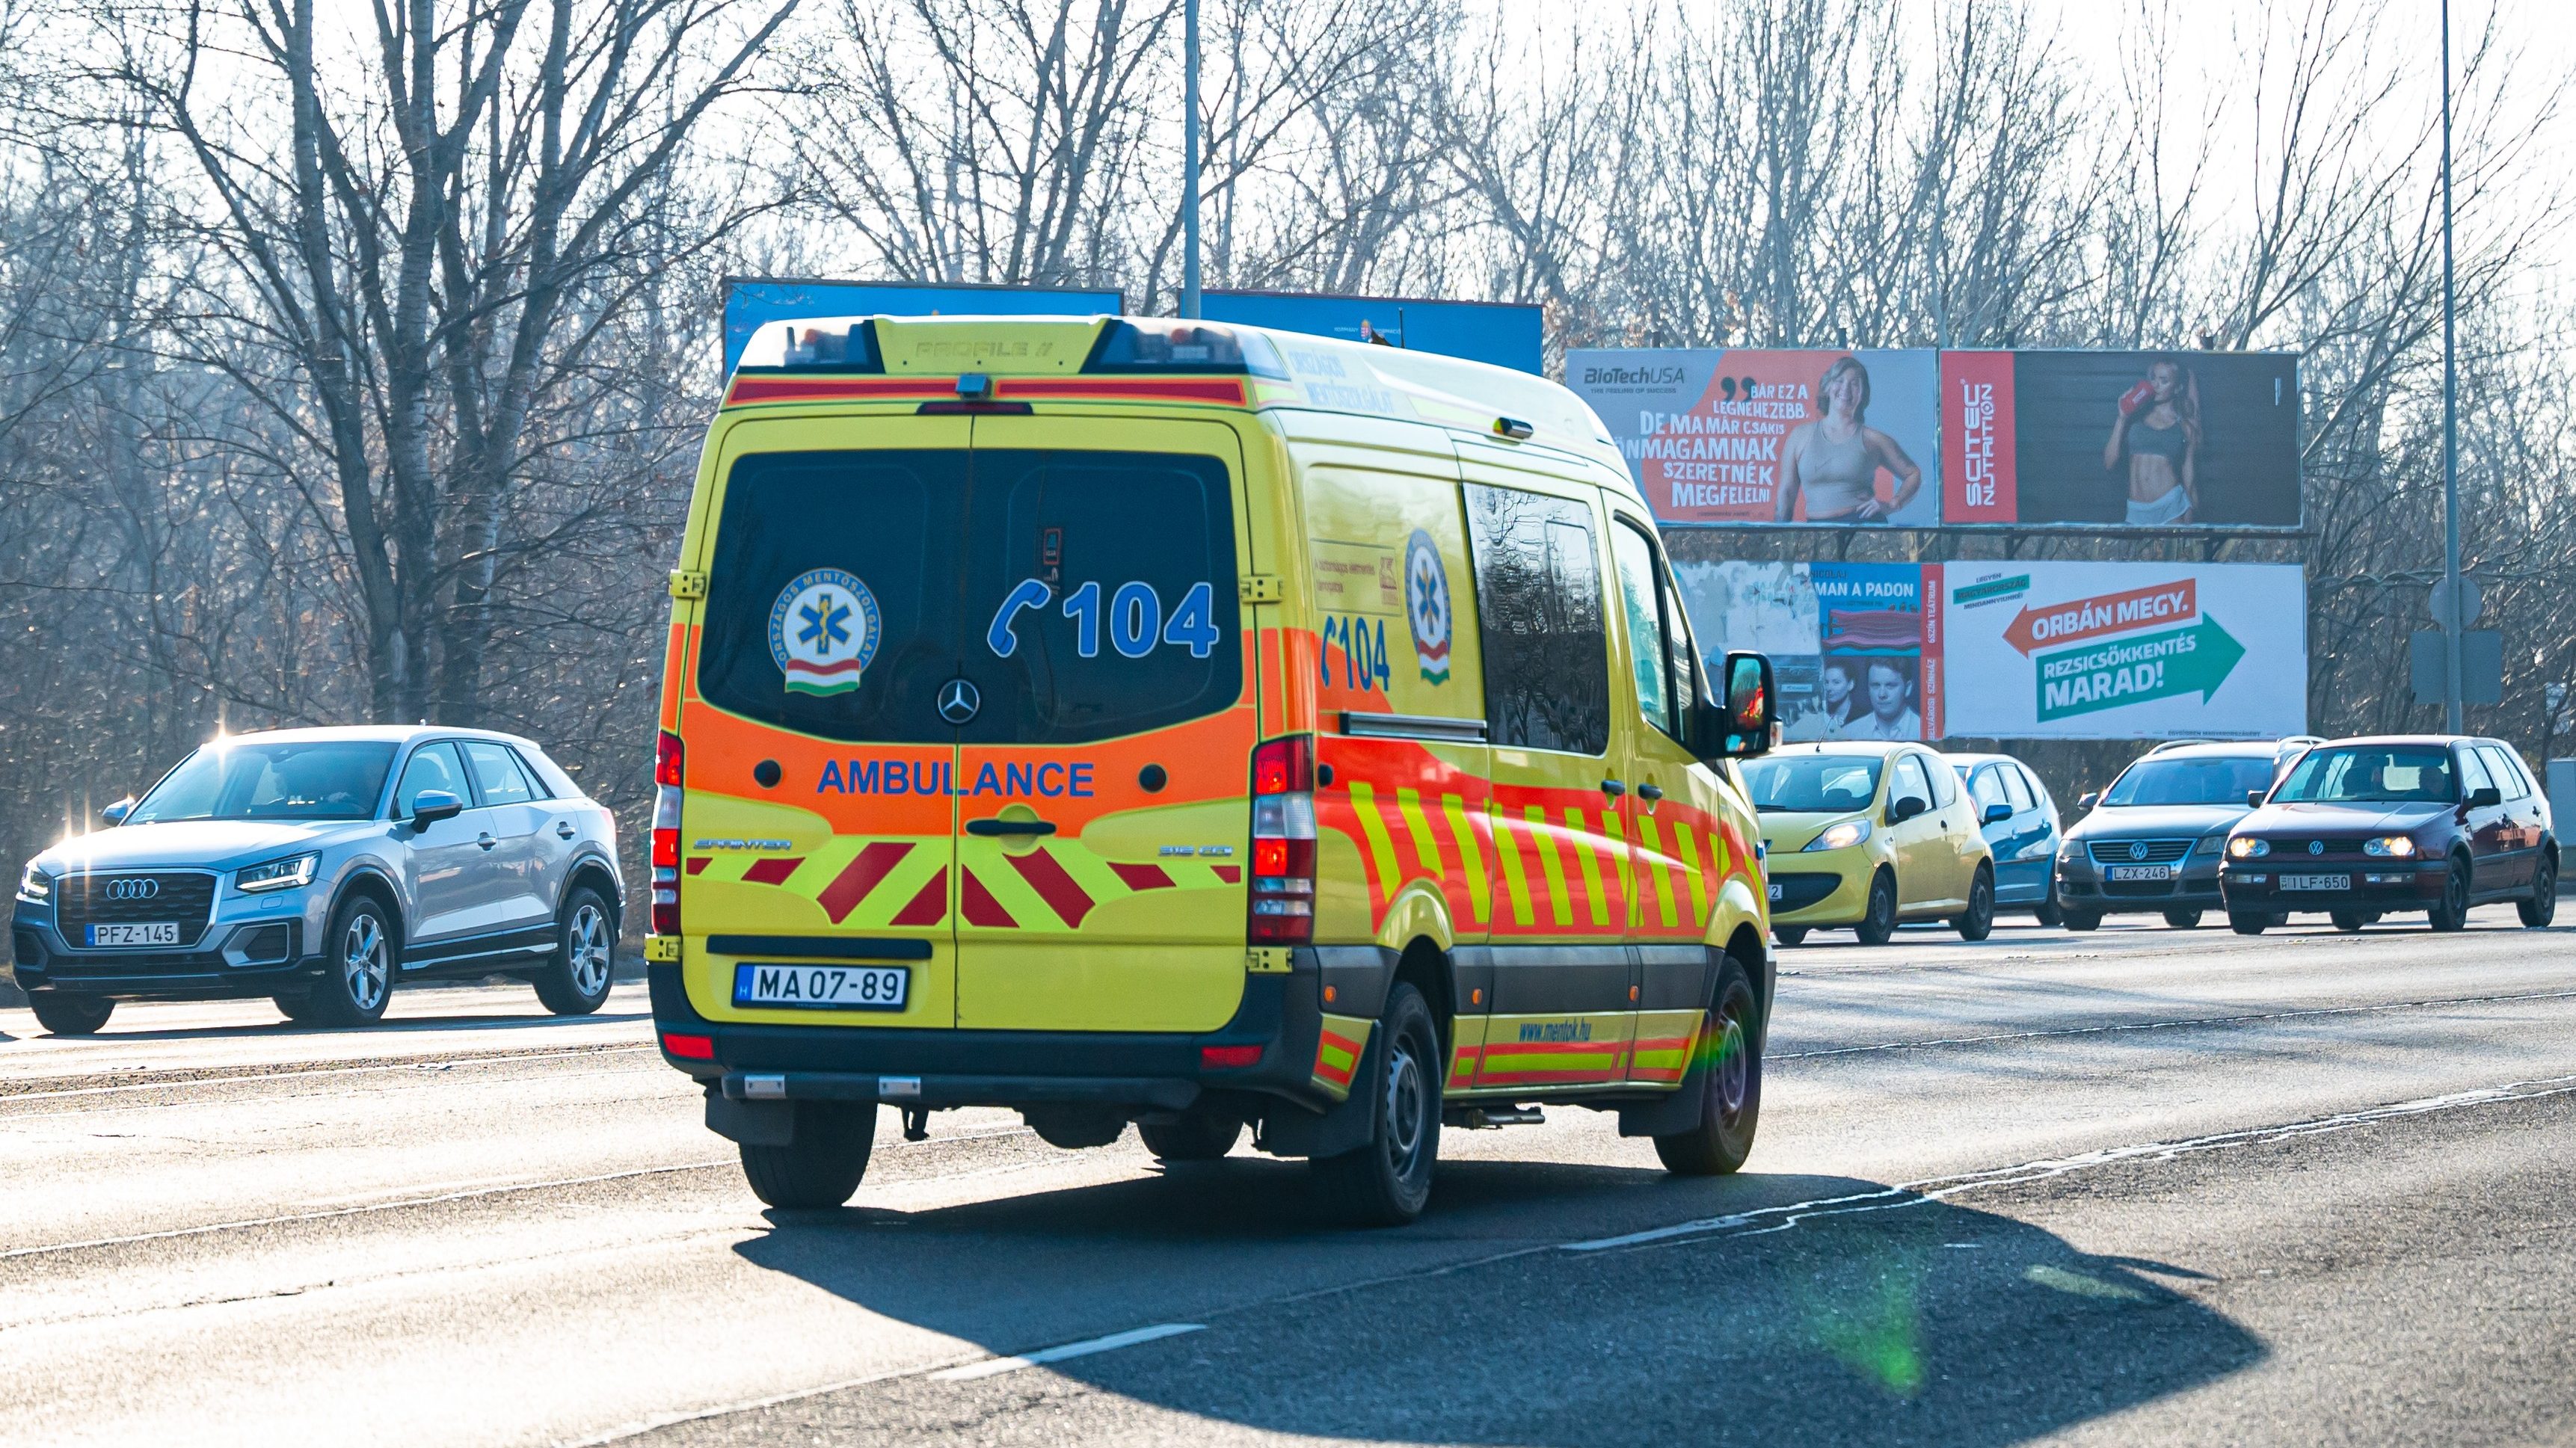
{"left": 2033, "top": 614, "right": 2245, "bottom": 722}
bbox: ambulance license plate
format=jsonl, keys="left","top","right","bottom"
{"left": 734, "top": 963, "right": 909, "bottom": 1011}
{"left": 88, "top": 922, "right": 179, "bottom": 947}
{"left": 1766, "top": 881, "right": 1783, "bottom": 902}
{"left": 2281, "top": 873, "right": 2352, "bottom": 892}
{"left": 2106, "top": 865, "right": 2173, "bottom": 882}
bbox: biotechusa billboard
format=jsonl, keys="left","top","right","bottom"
{"left": 1566, "top": 348, "right": 2301, "bottom": 530}
{"left": 1673, "top": 559, "right": 2308, "bottom": 742}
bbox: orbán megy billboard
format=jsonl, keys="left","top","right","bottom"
{"left": 1570, "top": 348, "right": 2300, "bottom": 529}
{"left": 1566, "top": 348, "right": 1941, "bottom": 526}
{"left": 1673, "top": 559, "right": 2306, "bottom": 741}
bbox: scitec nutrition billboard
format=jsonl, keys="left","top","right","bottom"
{"left": 1569, "top": 347, "right": 2300, "bottom": 530}
{"left": 1673, "top": 560, "right": 2306, "bottom": 741}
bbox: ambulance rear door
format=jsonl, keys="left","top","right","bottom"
{"left": 681, "top": 416, "right": 969, "bottom": 1028}
{"left": 947, "top": 414, "right": 1258, "bottom": 1032}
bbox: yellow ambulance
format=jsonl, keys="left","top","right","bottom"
{"left": 646, "top": 314, "right": 1777, "bottom": 1224}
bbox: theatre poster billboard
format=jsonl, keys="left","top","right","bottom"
{"left": 1673, "top": 560, "right": 2306, "bottom": 742}
{"left": 1570, "top": 347, "right": 2299, "bottom": 530}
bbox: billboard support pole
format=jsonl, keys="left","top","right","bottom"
{"left": 2440, "top": 0, "right": 2465, "bottom": 733}
{"left": 1181, "top": 0, "right": 1202, "bottom": 321}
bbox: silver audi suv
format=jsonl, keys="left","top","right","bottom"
{"left": 11, "top": 726, "right": 622, "bottom": 1035}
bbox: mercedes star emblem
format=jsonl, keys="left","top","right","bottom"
{"left": 937, "top": 677, "right": 981, "bottom": 724}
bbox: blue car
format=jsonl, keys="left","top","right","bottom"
{"left": 1949, "top": 753, "right": 2065, "bottom": 925}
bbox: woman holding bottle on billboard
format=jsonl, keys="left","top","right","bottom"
{"left": 1775, "top": 357, "right": 1925, "bottom": 523}
{"left": 2103, "top": 357, "right": 2201, "bottom": 524}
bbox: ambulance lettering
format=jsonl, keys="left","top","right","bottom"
{"left": 818, "top": 759, "right": 1095, "bottom": 797}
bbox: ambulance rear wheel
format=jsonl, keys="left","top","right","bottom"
{"left": 738, "top": 1102, "right": 875, "bottom": 1210}
{"left": 1140, "top": 1106, "right": 1241, "bottom": 1162}
{"left": 1653, "top": 956, "right": 1762, "bottom": 1177}
{"left": 1315, "top": 982, "right": 1440, "bottom": 1226}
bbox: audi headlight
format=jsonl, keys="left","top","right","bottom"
{"left": 1804, "top": 818, "right": 1872, "bottom": 851}
{"left": 2228, "top": 837, "right": 2270, "bottom": 859}
{"left": 2362, "top": 836, "right": 2417, "bottom": 858}
{"left": 16, "top": 861, "right": 50, "bottom": 902}
{"left": 236, "top": 852, "right": 319, "bottom": 893}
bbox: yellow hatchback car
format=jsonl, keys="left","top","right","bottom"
{"left": 1744, "top": 742, "right": 1996, "bottom": 945}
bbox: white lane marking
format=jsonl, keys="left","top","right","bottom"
{"left": 1561, "top": 1070, "right": 2576, "bottom": 1254}
{"left": 929, "top": 1323, "right": 1207, "bottom": 1381}
{"left": 0, "top": 1159, "right": 734, "bottom": 1260}
{"left": 1771, "top": 986, "right": 2576, "bottom": 1061}
{"left": 564, "top": 1325, "right": 1205, "bottom": 1446}
{"left": 0, "top": 1043, "right": 659, "bottom": 1103}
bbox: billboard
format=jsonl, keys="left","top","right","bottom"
{"left": 722, "top": 277, "right": 1125, "bottom": 374}
{"left": 1202, "top": 290, "right": 1543, "bottom": 374}
{"left": 1570, "top": 347, "right": 2300, "bottom": 530}
{"left": 1673, "top": 560, "right": 2307, "bottom": 741}
{"left": 1943, "top": 351, "right": 2300, "bottom": 528}
{"left": 1565, "top": 348, "right": 1940, "bottom": 526}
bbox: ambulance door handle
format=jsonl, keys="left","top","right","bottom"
{"left": 1599, "top": 779, "right": 1626, "bottom": 798}
{"left": 1636, "top": 783, "right": 1664, "bottom": 802}
{"left": 966, "top": 819, "right": 1057, "bottom": 837}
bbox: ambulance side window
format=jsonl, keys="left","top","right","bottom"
{"left": 1464, "top": 484, "right": 1609, "bottom": 756}
{"left": 1609, "top": 519, "right": 1682, "bottom": 742}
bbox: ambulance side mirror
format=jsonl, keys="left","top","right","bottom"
{"left": 1693, "top": 651, "right": 1775, "bottom": 762}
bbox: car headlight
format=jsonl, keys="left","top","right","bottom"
{"left": 2196, "top": 833, "right": 2227, "bottom": 857}
{"left": 236, "top": 852, "right": 319, "bottom": 893}
{"left": 16, "top": 862, "right": 50, "bottom": 902}
{"left": 1804, "top": 818, "right": 1873, "bottom": 851}
{"left": 2362, "top": 835, "right": 2417, "bottom": 857}
{"left": 2228, "top": 837, "right": 2270, "bottom": 859}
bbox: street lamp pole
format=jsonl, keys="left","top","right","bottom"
{"left": 2440, "top": 0, "right": 2465, "bottom": 733}
{"left": 1181, "top": 0, "right": 1202, "bottom": 320}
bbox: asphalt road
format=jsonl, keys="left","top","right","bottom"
{"left": 5, "top": 914, "right": 2575, "bottom": 1447}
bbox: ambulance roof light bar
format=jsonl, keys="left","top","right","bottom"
{"left": 1082, "top": 318, "right": 1288, "bottom": 378}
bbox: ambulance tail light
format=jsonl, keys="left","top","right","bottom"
{"left": 651, "top": 730, "right": 683, "bottom": 938}
{"left": 1249, "top": 735, "right": 1315, "bottom": 946}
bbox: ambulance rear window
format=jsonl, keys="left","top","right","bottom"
{"left": 697, "top": 446, "right": 1241, "bottom": 746}
{"left": 698, "top": 450, "right": 968, "bottom": 744}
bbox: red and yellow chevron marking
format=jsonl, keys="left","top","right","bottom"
{"left": 686, "top": 836, "right": 950, "bottom": 930}
{"left": 1625, "top": 1011, "right": 1705, "bottom": 1085}
{"left": 1313, "top": 1014, "right": 1374, "bottom": 1099}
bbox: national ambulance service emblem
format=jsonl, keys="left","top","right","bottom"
{"left": 769, "top": 567, "right": 880, "bottom": 697}
{"left": 1404, "top": 529, "right": 1453, "bottom": 685}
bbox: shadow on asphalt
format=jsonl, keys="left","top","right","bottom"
{"left": 730, "top": 1159, "right": 2266, "bottom": 1446}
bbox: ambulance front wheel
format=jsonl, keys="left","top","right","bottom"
{"left": 738, "top": 1102, "right": 876, "bottom": 1210}
{"left": 1315, "top": 982, "right": 1441, "bottom": 1226}
{"left": 1653, "top": 956, "right": 1762, "bottom": 1177}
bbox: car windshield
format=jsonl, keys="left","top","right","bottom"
{"left": 1740, "top": 755, "right": 1882, "bottom": 813}
{"left": 127, "top": 741, "right": 398, "bottom": 823}
{"left": 2270, "top": 745, "right": 2457, "bottom": 805}
{"left": 2101, "top": 755, "right": 2279, "bottom": 807}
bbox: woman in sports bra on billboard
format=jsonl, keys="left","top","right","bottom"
{"left": 2103, "top": 357, "right": 2201, "bottom": 525}
{"left": 1774, "top": 357, "right": 1925, "bottom": 523}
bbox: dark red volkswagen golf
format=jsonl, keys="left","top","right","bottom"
{"left": 2216, "top": 735, "right": 2556, "bottom": 934}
